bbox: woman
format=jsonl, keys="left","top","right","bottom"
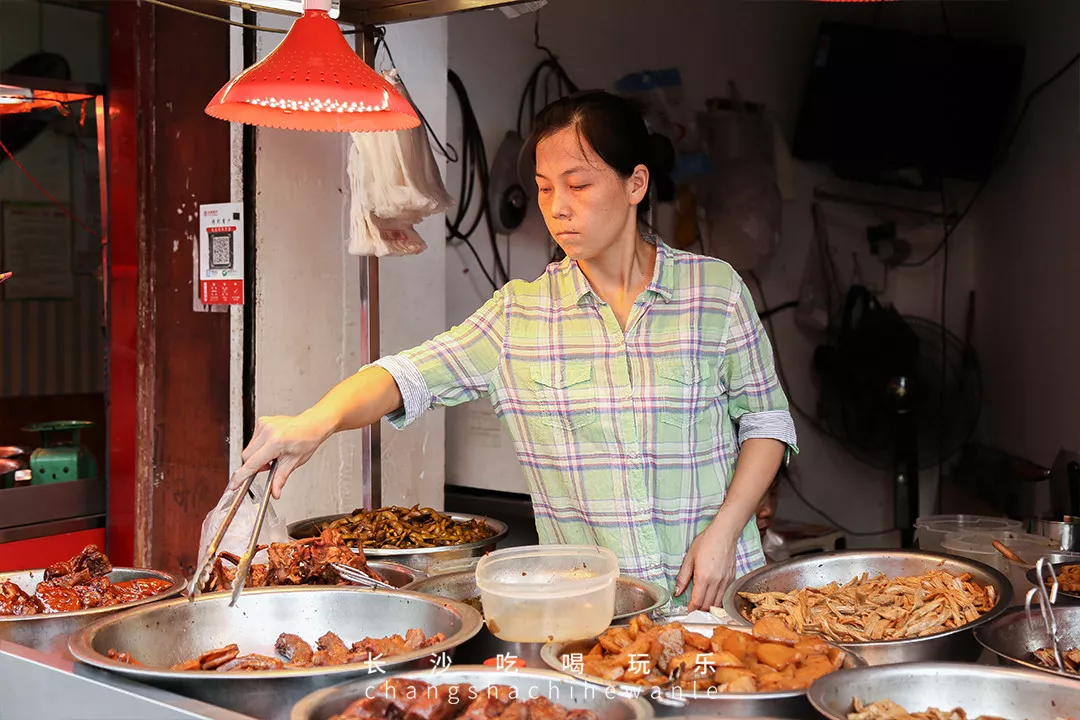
{"left": 233, "top": 91, "right": 797, "bottom": 611}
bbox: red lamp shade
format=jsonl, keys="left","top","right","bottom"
{"left": 0, "top": 83, "right": 94, "bottom": 115}
{"left": 205, "top": 7, "right": 420, "bottom": 132}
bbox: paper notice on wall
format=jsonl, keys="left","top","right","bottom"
{"left": 198, "top": 202, "right": 244, "bottom": 306}
{"left": 1, "top": 202, "right": 74, "bottom": 300}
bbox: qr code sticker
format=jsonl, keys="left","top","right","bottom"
{"left": 210, "top": 232, "right": 233, "bottom": 269}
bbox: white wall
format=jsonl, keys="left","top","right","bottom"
{"left": 972, "top": 0, "right": 1080, "bottom": 467}
{"left": 253, "top": 13, "right": 364, "bottom": 524}
{"left": 445, "top": 0, "right": 1017, "bottom": 540}
{"left": 252, "top": 14, "right": 450, "bottom": 522}
{"left": 378, "top": 18, "right": 451, "bottom": 510}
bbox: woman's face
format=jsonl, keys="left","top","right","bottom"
{"left": 534, "top": 125, "right": 649, "bottom": 262}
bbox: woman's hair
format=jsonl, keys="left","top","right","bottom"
{"left": 527, "top": 90, "right": 675, "bottom": 221}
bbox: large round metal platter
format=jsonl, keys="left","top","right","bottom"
{"left": 290, "top": 665, "right": 655, "bottom": 720}
{"left": 68, "top": 586, "right": 483, "bottom": 719}
{"left": 722, "top": 550, "right": 1012, "bottom": 665}
{"left": 807, "top": 661, "right": 1080, "bottom": 720}
{"left": 1024, "top": 552, "right": 1080, "bottom": 604}
{"left": 288, "top": 512, "right": 508, "bottom": 572}
{"left": 541, "top": 622, "right": 864, "bottom": 717}
{"left": 0, "top": 567, "right": 185, "bottom": 656}
{"left": 975, "top": 603, "right": 1080, "bottom": 679}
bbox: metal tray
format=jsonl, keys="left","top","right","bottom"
{"left": 288, "top": 512, "right": 509, "bottom": 572}
{"left": 975, "top": 604, "right": 1080, "bottom": 679}
{"left": 722, "top": 550, "right": 1013, "bottom": 666}
{"left": 807, "top": 661, "right": 1080, "bottom": 720}
{"left": 540, "top": 623, "right": 864, "bottom": 718}
{"left": 1024, "top": 552, "right": 1080, "bottom": 604}
{"left": 0, "top": 567, "right": 185, "bottom": 657}
{"left": 290, "top": 665, "right": 655, "bottom": 720}
{"left": 68, "top": 586, "right": 483, "bottom": 720}
{"left": 404, "top": 570, "right": 670, "bottom": 666}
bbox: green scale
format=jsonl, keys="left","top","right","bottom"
{"left": 21, "top": 421, "right": 98, "bottom": 484}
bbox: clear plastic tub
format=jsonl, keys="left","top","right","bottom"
{"left": 941, "top": 530, "right": 1055, "bottom": 605}
{"left": 1001, "top": 534, "right": 1057, "bottom": 606}
{"left": 475, "top": 545, "right": 619, "bottom": 643}
{"left": 914, "top": 514, "right": 1022, "bottom": 553}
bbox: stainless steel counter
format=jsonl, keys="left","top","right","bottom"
{"left": 0, "top": 641, "right": 258, "bottom": 720}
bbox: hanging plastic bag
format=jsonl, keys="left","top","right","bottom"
{"left": 194, "top": 480, "right": 289, "bottom": 581}
{"left": 384, "top": 70, "right": 453, "bottom": 215}
{"left": 346, "top": 69, "right": 453, "bottom": 257}
{"left": 695, "top": 83, "right": 783, "bottom": 274}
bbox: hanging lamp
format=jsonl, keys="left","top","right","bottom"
{"left": 205, "top": 0, "right": 419, "bottom": 132}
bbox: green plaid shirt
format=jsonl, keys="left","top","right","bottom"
{"left": 374, "top": 236, "right": 797, "bottom": 603}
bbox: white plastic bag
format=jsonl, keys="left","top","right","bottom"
{"left": 195, "top": 481, "right": 289, "bottom": 578}
{"left": 345, "top": 69, "right": 453, "bottom": 258}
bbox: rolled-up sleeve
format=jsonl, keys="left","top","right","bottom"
{"left": 722, "top": 275, "right": 799, "bottom": 455}
{"left": 369, "top": 290, "right": 507, "bottom": 430}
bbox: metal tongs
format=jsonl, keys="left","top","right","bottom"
{"left": 330, "top": 563, "right": 397, "bottom": 591}
{"left": 1024, "top": 554, "right": 1065, "bottom": 672}
{"left": 189, "top": 460, "right": 280, "bottom": 608}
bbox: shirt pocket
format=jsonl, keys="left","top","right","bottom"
{"left": 657, "top": 359, "right": 718, "bottom": 428}
{"left": 529, "top": 361, "right": 599, "bottom": 431}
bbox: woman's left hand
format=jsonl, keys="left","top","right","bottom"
{"left": 674, "top": 521, "right": 739, "bottom": 612}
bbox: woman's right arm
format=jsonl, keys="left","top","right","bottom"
{"left": 231, "top": 288, "right": 509, "bottom": 499}
{"left": 231, "top": 365, "right": 403, "bottom": 498}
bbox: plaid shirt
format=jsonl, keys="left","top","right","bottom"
{"left": 374, "top": 236, "right": 797, "bottom": 604}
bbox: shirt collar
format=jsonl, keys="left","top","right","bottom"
{"left": 560, "top": 234, "right": 675, "bottom": 306}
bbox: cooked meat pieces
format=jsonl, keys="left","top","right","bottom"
{"left": 314, "top": 631, "right": 351, "bottom": 666}
{"left": 107, "top": 649, "right": 143, "bottom": 666}
{"left": 1034, "top": 646, "right": 1080, "bottom": 675}
{"left": 105, "top": 578, "right": 174, "bottom": 605}
{"left": 216, "top": 654, "right": 285, "bottom": 672}
{"left": 0, "top": 581, "right": 38, "bottom": 616}
{"left": 569, "top": 613, "right": 846, "bottom": 693}
{"left": 1053, "top": 564, "right": 1080, "bottom": 594}
{"left": 200, "top": 528, "right": 386, "bottom": 593}
{"left": 72, "top": 545, "right": 114, "bottom": 578}
{"left": 739, "top": 569, "right": 997, "bottom": 643}
{"left": 275, "top": 633, "right": 314, "bottom": 665}
{"left": 194, "top": 644, "right": 240, "bottom": 671}
{"left": 849, "top": 698, "right": 1009, "bottom": 720}
{"left": 0, "top": 545, "right": 168, "bottom": 616}
{"left": 116, "top": 628, "right": 443, "bottom": 673}
{"left": 331, "top": 680, "right": 599, "bottom": 720}
{"left": 44, "top": 545, "right": 112, "bottom": 581}
{"left": 33, "top": 583, "right": 82, "bottom": 613}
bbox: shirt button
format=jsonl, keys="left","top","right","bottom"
{"left": 554, "top": 372, "right": 563, "bottom": 382}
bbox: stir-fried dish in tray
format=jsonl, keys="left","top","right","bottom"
{"left": 739, "top": 569, "right": 997, "bottom": 643}
{"left": 108, "top": 628, "right": 446, "bottom": 671}
{"left": 849, "top": 698, "right": 1076, "bottom": 720}
{"left": 562, "top": 613, "right": 847, "bottom": 693}
{"left": 0, "top": 545, "right": 173, "bottom": 616}
{"left": 1050, "top": 564, "right": 1080, "bottom": 594}
{"left": 199, "top": 528, "right": 384, "bottom": 593}
{"left": 316, "top": 506, "right": 495, "bottom": 550}
{"left": 330, "top": 677, "right": 601, "bottom": 720}
{"left": 1034, "top": 646, "right": 1080, "bottom": 674}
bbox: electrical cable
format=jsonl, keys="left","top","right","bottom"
{"left": 142, "top": 0, "right": 286, "bottom": 32}
{"left": 446, "top": 69, "right": 510, "bottom": 290}
{"left": 516, "top": 12, "right": 578, "bottom": 137}
{"left": 0, "top": 138, "right": 100, "bottom": 237}
{"left": 748, "top": 271, "right": 833, "bottom": 439}
{"left": 373, "top": 29, "right": 458, "bottom": 163}
{"left": 782, "top": 465, "right": 896, "bottom": 537}
{"left": 758, "top": 300, "right": 799, "bottom": 320}
{"left": 901, "top": 50, "right": 1080, "bottom": 268}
